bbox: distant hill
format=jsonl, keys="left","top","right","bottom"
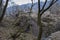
{"left": 6, "top": 0, "right": 60, "bottom": 15}
{"left": 6, "top": 2, "right": 48, "bottom": 14}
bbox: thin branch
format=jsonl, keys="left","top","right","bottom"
{"left": 40, "top": 0, "right": 47, "bottom": 12}
{"left": 30, "top": 0, "right": 33, "bottom": 12}
{"left": 27, "top": 1, "right": 36, "bottom": 13}
{"left": 40, "top": 0, "right": 58, "bottom": 16}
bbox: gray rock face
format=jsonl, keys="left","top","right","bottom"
{"left": 46, "top": 31, "right": 60, "bottom": 40}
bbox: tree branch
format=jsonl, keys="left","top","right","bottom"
{"left": 40, "top": 0, "right": 47, "bottom": 12}
{"left": 40, "top": 0, "right": 58, "bottom": 16}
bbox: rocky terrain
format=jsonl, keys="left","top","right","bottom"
{"left": 0, "top": 0, "right": 60, "bottom": 40}
{"left": 0, "top": 9, "right": 60, "bottom": 40}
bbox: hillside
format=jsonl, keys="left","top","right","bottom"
{"left": 0, "top": 0, "right": 60, "bottom": 40}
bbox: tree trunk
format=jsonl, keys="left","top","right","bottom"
{"left": 37, "top": 0, "right": 43, "bottom": 40}
{"left": 37, "top": 13, "right": 43, "bottom": 40}
{"left": 0, "top": 0, "right": 9, "bottom": 22}
{"left": 0, "top": 0, "right": 2, "bottom": 6}
{"left": 0, "top": 0, "right": 2, "bottom": 17}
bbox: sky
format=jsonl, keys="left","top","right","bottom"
{"left": 7, "top": 0, "right": 45, "bottom": 7}
{"left": 40, "top": 0, "right": 45, "bottom": 2}
{"left": 11, "top": 0, "right": 37, "bottom": 5}
{"left": 10, "top": 0, "right": 45, "bottom": 5}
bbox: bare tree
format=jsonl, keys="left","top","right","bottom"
{"left": 37, "top": 0, "right": 58, "bottom": 40}
{"left": 0, "top": 0, "right": 2, "bottom": 6}
{"left": 0, "top": 0, "right": 2, "bottom": 17}
{"left": 29, "top": 0, "right": 33, "bottom": 16}
{"left": 26, "top": 0, "right": 36, "bottom": 16}
{"left": 0, "top": 0, "right": 9, "bottom": 22}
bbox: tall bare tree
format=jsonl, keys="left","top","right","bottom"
{"left": 0, "top": 0, "right": 2, "bottom": 6}
{"left": 37, "top": 0, "right": 58, "bottom": 40}
{"left": 0, "top": 0, "right": 2, "bottom": 7}
{"left": 0, "top": 0, "right": 9, "bottom": 22}
{"left": 28, "top": 0, "right": 36, "bottom": 17}
{"left": 29, "top": 0, "right": 33, "bottom": 16}
{"left": 0, "top": 0, "right": 2, "bottom": 17}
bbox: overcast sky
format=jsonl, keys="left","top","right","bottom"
{"left": 7, "top": 0, "right": 45, "bottom": 7}
{"left": 11, "top": 0, "right": 37, "bottom": 5}
{"left": 11, "top": 0, "right": 45, "bottom": 5}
